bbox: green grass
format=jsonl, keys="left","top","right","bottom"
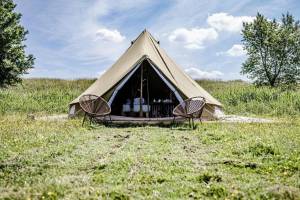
{"left": 0, "top": 79, "right": 94, "bottom": 115}
{"left": 0, "top": 116, "right": 299, "bottom": 199}
{"left": 0, "top": 79, "right": 300, "bottom": 199}
{"left": 1, "top": 79, "right": 299, "bottom": 117}
{"left": 197, "top": 80, "right": 300, "bottom": 117}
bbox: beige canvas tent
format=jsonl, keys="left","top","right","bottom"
{"left": 69, "top": 30, "right": 222, "bottom": 119}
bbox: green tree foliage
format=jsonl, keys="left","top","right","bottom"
{"left": 0, "top": 0, "right": 34, "bottom": 88}
{"left": 241, "top": 13, "right": 300, "bottom": 87}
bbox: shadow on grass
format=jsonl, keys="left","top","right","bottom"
{"left": 83, "top": 120, "right": 198, "bottom": 130}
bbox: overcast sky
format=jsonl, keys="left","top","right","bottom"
{"left": 15, "top": 0, "right": 300, "bottom": 80}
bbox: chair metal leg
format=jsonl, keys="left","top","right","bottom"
{"left": 171, "top": 116, "right": 176, "bottom": 128}
{"left": 106, "top": 115, "right": 112, "bottom": 126}
{"left": 188, "top": 118, "right": 191, "bottom": 128}
{"left": 102, "top": 116, "right": 106, "bottom": 125}
{"left": 82, "top": 113, "right": 87, "bottom": 126}
{"left": 191, "top": 117, "right": 195, "bottom": 129}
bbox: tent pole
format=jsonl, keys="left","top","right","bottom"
{"left": 139, "top": 63, "right": 143, "bottom": 117}
{"left": 147, "top": 70, "right": 150, "bottom": 118}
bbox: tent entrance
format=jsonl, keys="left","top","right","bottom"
{"left": 109, "top": 59, "right": 180, "bottom": 118}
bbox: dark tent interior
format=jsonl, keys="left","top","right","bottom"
{"left": 110, "top": 60, "right": 179, "bottom": 117}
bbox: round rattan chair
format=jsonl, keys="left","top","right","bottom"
{"left": 79, "top": 94, "right": 111, "bottom": 126}
{"left": 172, "top": 96, "right": 206, "bottom": 129}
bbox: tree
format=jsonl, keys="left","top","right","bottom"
{"left": 241, "top": 13, "right": 300, "bottom": 87}
{"left": 0, "top": 0, "right": 34, "bottom": 88}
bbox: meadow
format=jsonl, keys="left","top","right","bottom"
{"left": 0, "top": 79, "right": 299, "bottom": 117}
{"left": 0, "top": 79, "right": 299, "bottom": 199}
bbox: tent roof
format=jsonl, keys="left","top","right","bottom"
{"left": 70, "top": 30, "right": 222, "bottom": 106}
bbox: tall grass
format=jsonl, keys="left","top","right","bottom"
{"left": 0, "top": 78, "right": 94, "bottom": 115}
{"left": 0, "top": 78, "right": 299, "bottom": 117}
{"left": 197, "top": 80, "right": 300, "bottom": 117}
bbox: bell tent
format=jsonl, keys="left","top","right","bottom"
{"left": 69, "top": 30, "right": 222, "bottom": 119}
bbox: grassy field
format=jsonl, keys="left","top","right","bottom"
{"left": 0, "top": 79, "right": 299, "bottom": 117}
{"left": 197, "top": 80, "right": 300, "bottom": 117}
{"left": 0, "top": 79, "right": 94, "bottom": 115}
{"left": 0, "top": 79, "right": 300, "bottom": 199}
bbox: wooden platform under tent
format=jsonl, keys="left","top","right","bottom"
{"left": 94, "top": 115, "right": 211, "bottom": 125}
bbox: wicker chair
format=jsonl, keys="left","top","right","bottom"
{"left": 172, "top": 96, "right": 206, "bottom": 129}
{"left": 79, "top": 94, "right": 111, "bottom": 126}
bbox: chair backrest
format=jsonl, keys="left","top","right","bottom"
{"left": 173, "top": 96, "right": 206, "bottom": 117}
{"left": 186, "top": 97, "right": 206, "bottom": 115}
{"left": 79, "top": 94, "right": 111, "bottom": 116}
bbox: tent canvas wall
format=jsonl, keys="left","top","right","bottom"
{"left": 69, "top": 30, "right": 222, "bottom": 119}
